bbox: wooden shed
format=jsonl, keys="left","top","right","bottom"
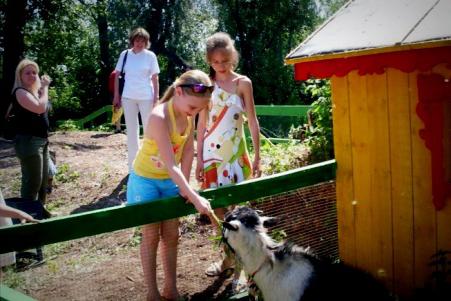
{"left": 285, "top": 0, "right": 451, "bottom": 297}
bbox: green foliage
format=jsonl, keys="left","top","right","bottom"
{"left": 304, "top": 79, "right": 334, "bottom": 163}
{"left": 90, "top": 123, "right": 113, "bottom": 132}
{"left": 271, "top": 229, "right": 287, "bottom": 242}
{"left": 48, "top": 71, "right": 80, "bottom": 120}
{"left": 55, "top": 163, "right": 79, "bottom": 184}
{"left": 1, "top": 267, "right": 26, "bottom": 289}
{"left": 317, "top": 0, "right": 349, "bottom": 18}
{"left": 57, "top": 120, "right": 81, "bottom": 131}
{"left": 2, "top": 0, "right": 347, "bottom": 122}
{"left": 127, "top": 227, "right": 142, "bottom": 248}
{"left": 260, "top": 142, "right": 310, "bottom": 175}
{"left": 24, "top": 1, "right": 101, "bottom": 120}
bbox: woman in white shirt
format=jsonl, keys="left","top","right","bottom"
{"left": 113, "top": 27, "right": 160, "bottom": 172}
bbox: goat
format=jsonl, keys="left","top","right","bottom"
{"left": 222, "top": 206, "right": 393, "bottom": 301}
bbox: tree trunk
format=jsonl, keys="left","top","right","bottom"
{"left": 96, "top": 0, "right": 111, "bottom": 106}
{"left": 1, "top": 0, "right": 27, "bottom": 120}
{"left": 230, "top": 0, "right": 253, "bottom": 76}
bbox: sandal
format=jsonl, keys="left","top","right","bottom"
{"left": 231, "top": 279, "right": 248, "bottom": 294}
{"left": 205, "top": 260, "right": 234, "bottom": 277}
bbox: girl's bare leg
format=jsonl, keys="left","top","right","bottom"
{"left": 160, "top": 218, "right": 180, "bottom": 300}
{"left": 141, "top": 223, "right": 161, "bottom": 301}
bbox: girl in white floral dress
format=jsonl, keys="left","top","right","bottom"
{"left": 196, "top": 32, "right": 261, "bottom": 278}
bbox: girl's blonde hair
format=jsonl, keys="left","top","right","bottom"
{"left": 129, "top": 27, "right": 151, "bottom": 49}
{"left": 160, "top": 70, "right": 212, "bottom": 103}
{"left": 205, "top": 32, "right": 239, "bottom": 78}
{"left": 12, "top": 59, "right": 41, "bottom": 94}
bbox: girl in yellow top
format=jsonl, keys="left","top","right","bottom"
{"left": 126, "top": 70, "right": 213, "bottom": 301}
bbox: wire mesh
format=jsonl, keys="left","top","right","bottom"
{"left": 250, "top": 180, "right": 338, "bottom": 261}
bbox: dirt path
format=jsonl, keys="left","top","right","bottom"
{"left": 0, "top": 131, "right": 235, "bottom": 300}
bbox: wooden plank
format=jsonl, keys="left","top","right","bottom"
{"left": 387, "top": 68, "right": 415, "bottom": 297}
{"left": 409, "top": 71, "right": 437, "bottom": 288}
{"left": 347, "top": 70, "right": 373, "bottom": 272}
{"left": 0, "top": 160, "right": 336, "bottom": 253}
{"left": 436, "top": 66, "right": 451, "bottom": 268}
{"left": 331, "top": 75, "right": 356, "bottom": 264}
{"left": 255, "top": 105, "right": 311, "bottom": 117}
{"left": 366, "top": 72, "right": 393, "bottom": 286}
{"left": 59, "top": 105, "right": 311, "bottom": 130}
{"left": 0, "top": 284, "right": 36, "bottom": 301}
{"left": 437, "top": 197, "right": 451, "bottom": 256}
{"left": 76, "top": 105, "right": 112, "bottom": 128}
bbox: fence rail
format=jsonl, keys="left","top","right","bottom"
{"left": 57, "top": 105, "right": 311, "bottom": 130}
{"left": 0, "top": 160, "right": 335, "bottom": 254}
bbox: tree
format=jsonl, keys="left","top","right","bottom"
{"left": 79, "top": 0, "right": 111, "bottom": 107}
{"left": 1, "top": 0, "right": 27, "bottom": 121}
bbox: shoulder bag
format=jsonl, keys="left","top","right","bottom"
{"left": 118, "top": 50, "right": 129, "bottom": 96}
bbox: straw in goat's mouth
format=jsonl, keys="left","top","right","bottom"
{"left": 210, "top": 211, "right": 223, "bottom": 229}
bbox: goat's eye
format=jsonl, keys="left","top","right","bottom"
{"left": 223, "top": 221, "right": 239, "bottom": 231}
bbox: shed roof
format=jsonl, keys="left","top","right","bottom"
{"left": 285, "top": 0, "right": 451, "bottom": 64}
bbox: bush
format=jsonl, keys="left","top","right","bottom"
{"left": 56, "top": 120, "right": 81, "bottom": 131}
{"left": 260, "top": 142, "right": 310, "bottom": 175}
{"left": 291, "top": 79, "right": 334, "bottom": 163}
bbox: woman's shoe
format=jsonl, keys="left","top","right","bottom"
{"left": 205, "top": 260, "right": 234, "bottom": 277}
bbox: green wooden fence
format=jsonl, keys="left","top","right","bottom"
{"left": 255, "top": 105, "right": 310, "bottom": 117}
{"left": 0, "top": 285, "right": 36, "bottom": 301}
{"left": 57, "top": 104, "right": 311, "bottom": 133}
{"left": 0, "top": 160, "right": 335, "bottom": 254}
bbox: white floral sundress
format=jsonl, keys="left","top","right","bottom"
{"left": 201, "top": 82, "right": 251, "bottom": 189}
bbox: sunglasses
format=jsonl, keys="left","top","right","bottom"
{"left": 179, "top": 84, "right": 214, "bottom": 94}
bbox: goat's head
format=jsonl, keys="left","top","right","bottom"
{"left": 222, "top": 207, "right": 278, "bottom": 255}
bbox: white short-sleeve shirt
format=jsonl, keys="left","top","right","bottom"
{"left": 115, "top": 49, "right": 160, "bottom": 101}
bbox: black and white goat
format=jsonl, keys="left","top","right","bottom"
{"left": 222, "top": 207, "right": 393, "bottom": 301}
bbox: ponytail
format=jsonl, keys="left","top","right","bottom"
{"left": 159, "top": 84, "right": 176, "bottom": 104}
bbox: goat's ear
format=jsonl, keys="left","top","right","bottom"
{"left": 223, "top": 221, "right": 238, "bottom": 231}
{"left": 261, "top": 216, "right": 278, "bottom": 228}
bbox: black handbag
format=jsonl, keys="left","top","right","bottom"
{"left": 3, "top": 112, "right": 17, "bottom": 141}
{"left": 118, "top": 50, "right": 128, "bottom": 96}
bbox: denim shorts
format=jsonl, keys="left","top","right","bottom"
{"left": 126, "top": 171, "right": 179, "bottom": 205}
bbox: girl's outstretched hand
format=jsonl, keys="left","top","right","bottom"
{"left": 18, "top": 211, "right": 40, "bottom": 224}
{"left": 190, "top": 195, "right": 212, "bottom": 216}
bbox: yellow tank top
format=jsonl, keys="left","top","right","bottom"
{"left": 133, "top": 99, "right": 192, "bottom": 179}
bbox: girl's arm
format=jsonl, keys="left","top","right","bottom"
{"left": 16, "top": 75, "right": 51, "bottom": 114}
{"left": 195, "top": 108, "right": 208, "bottom": 183}
{"left": 149, "top": 107, "right": 212, "bottom": 215}
{"left": 240, "top": 77, "right": 262, "bottom": 178}
{"left": 0, "top": 204, "right": 39, "bottom": 223}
